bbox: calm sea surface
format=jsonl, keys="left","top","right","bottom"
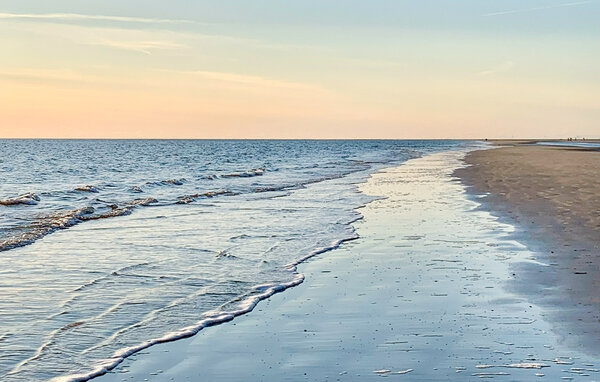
{"left": 0, "top": 140, "right": 466, "bottom": 381}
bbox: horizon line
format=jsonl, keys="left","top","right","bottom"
{"left": 0, "top": 137, "right": 595, "bottom": 141}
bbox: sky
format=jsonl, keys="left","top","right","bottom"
{"left": 0, "top": 1, "right": 598, "bottom": 139}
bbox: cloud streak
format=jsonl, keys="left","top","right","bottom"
{"left": 0, "top": 69, "right": 104, "bottom": 87}
{"left": 191, "top": 71, "right": 327, "bottom": 92}
{"left": 0, "top": 12, "right": 193, "bottom": 24}
{"left": 155, "top": 70, "right": 330, "bottom": 94}
{"left": 477, "top": 61, "right": 515, "bottom": 77}
{"left": 483, "top": 1, "right": 593, "bottom": 16}
{"left": 93, "top": 40, "right": 187, "bottom": 55}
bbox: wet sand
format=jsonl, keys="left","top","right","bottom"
{"left": 92, "top": 150, "right": 598, "bottom": 382}
{"left": 456, "top": 143, "right": 600, "bottom": 354}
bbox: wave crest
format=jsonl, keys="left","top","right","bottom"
{"left": 74, "top": 185, "right": 99, "bottom": 193}
{"left": 0, "top": 193, "right": 40, "bottom": 206}
{"left": 221, "top": 168, "right": 264, "bottom": 178}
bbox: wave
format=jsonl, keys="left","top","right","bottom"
{"left": 0, "top": 168, "right": 364, "bottom": 253}
{"left": 221, "top": 168, "right": 264, "bottom": 178}
{"left": 127, "top": 198, "right": 158, "bottom": 207}
{"left": 163, "top": 179, "right": 185, "bottom": 186}
{"left": 70, "top": 263, "right": 151, "bottom": 294}
{"left": 50, "top": 231, "right": 360, "bottom": 382}
{"left": 0, "top": 207, "right": 90, "bottom": 251}
{"left": 176, "top": 190, "right": 235, "bottom": 204}
{"left": 0, "top": 193, "right": 40, "bottom": 206}
{"left": 253, "top": 186, "right": 287, "bottom": 193}
{"left": 145, "top": 178, "right": 186, "bottom": 187}
{"left": 0, "top": 200, "right": 156, "bottom": 252}
{"left": 79, "top": 207, "right": 132, "bottom": 221}
{"left": 0, "top": 182, "right": 283, "bottom": 252}
{"left": 0, "top": 332, "right": 10, "bottom": 343}
{"left": 74, "top": 186, "right": 99, "bottom": 193}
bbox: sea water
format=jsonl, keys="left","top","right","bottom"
{"left": 0, "top": 140, "right": 467, "bottom": 381}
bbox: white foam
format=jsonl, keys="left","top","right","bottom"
{"left": 476, "top": 363, "right": 550, "bottom": 369}
{"left": 51, "top": 235, "right": 360, "bottom": 382}
{"left": 0, "top": 192, "right": 40, "bottom": 206}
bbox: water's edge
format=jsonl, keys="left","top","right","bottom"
{"left": 92, "top": 145, "right": 598, "bottom": 381}
{"left": 0, "top": 141, "right": 482, "bottom": 382}
{"left": 50, "top": 165, "right": 400, "bottom": 381}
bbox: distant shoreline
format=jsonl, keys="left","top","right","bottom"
{"left": 0, "top": 138, "right": 470, "bottom": 142}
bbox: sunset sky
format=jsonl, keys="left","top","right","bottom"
{"left": 1, "top": 1, "right": 598, "bottom": 139}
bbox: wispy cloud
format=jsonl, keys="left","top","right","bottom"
{"left": 477, "top": 61, "right": 515, "bottom": 76}
{"left": 0, "top": 67, "right": 330, "bottom": 96}
{"left": 483, "top": 1, "right": 593, "bottom": 16}
{"left": 0, "top": 68, "right": 101, "bottom": 86}
{"left": 160, "top": 70, "right": 330, "bottom": 93}
{"left": 93, "top": 40, "right": 187, "bottom": 55}
{"left": 193, "top": 71, "right": 323, "bottom": 91}
{"left": 0, "top": 12, "right": 193, "bottom": 24}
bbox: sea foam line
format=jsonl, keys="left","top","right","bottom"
{"left": 50, "top": 233, "right": 361, "bottom": 382}
{"left": 0, "top": 169, "right": 366, "bottom": 254}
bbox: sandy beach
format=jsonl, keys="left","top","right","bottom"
{"left": 3, "top": 0, "right": 597, "bottom": 379}
{"left": 456, "top": 143, "right": 600, "bottom": 354}
{"left": 92, "top": 149, "right": 598, "bottom": 382}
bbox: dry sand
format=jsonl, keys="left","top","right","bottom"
{"left": 456, "top": 143, "right": 600, "bottom": 354}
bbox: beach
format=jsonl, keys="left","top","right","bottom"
{"left": 2, "top": 0, "right": 597, "bottom": 379}
{"left": 456, "top": 142, "right": 600, "bottom": 354}
{"left": 93, "top": 148, "right": 598, "bottom": 382}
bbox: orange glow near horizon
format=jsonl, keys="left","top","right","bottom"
{"left": 1, "top": 4, "right": 598, "bottom": 139}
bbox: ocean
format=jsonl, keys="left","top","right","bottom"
{"left": 0, "top": 140, "right": 467, "bottom": 381}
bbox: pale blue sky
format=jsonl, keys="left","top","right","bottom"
{"left": 0, "top": 1, "right": 598, "bottom": 138}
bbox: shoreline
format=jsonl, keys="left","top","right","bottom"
{"left": 455, "top": 143, "right": 600, "bottom": 355}
{"left": 93, "top": 148, "right": 597, "bottom": 381}
{"left": 2, "top": 141, "right": 468, "bottom": 382}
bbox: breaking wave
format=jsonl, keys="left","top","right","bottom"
{"left": 0, "top": 193, "right": 40, "bottom": 206}
{"left": 221, "top": 168, "right": 264, "bottom": 178}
